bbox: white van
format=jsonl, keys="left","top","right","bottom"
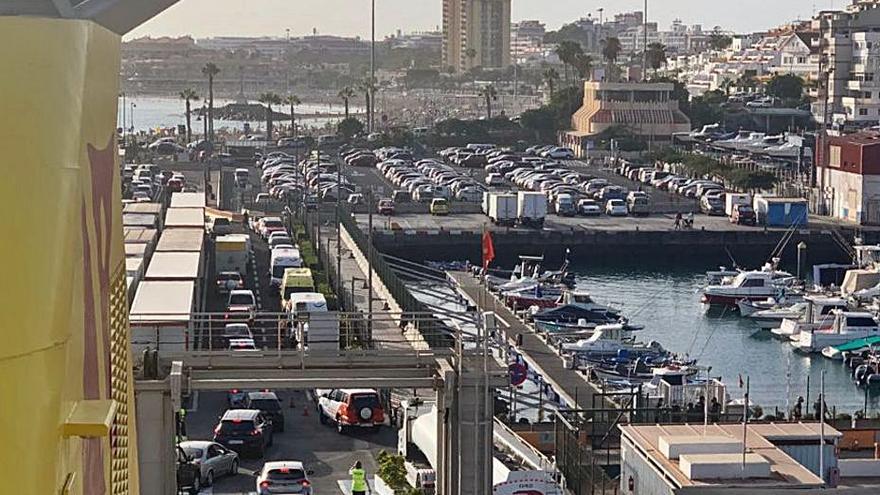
{"left": 288, "top": 292, "right": 328, "bottom": 319}
{"left": 270, "top": 247, "right": 303, "bottom": 289}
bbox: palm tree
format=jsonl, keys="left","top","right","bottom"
{"left": 357, "top": 78, "right": 376, "bottom": 132}
{"left": 601, "top": 37, "right": 622, "bottom": 64}
{"left": 719, "top": 77, "right": 734, "bottom": 96}
{"left": 543, "top": 68, "right": 560, "bottom": 99}
{"left": 465, "top": 47, "right": 477, "bottom": 69}
{"left": 258, "top": 92, "right": 282, "bottom": 141}
{"left": 201, "top": 63, "right": 221, "bottom": 143}
{"left": 555, "top": 41, "right": 581, "bottom": 86}
{"left": 479, "top": 85, "right": 498, "bottom": 119}
{"left": 337, "top": 86, "right": 355, "bottom": 120}
{"left": 284, "top": 95, "right": 301, "bottom": 137}
{"left": 573, "top": 53, "right": 593, "bottom": 80}
{"left": 178, "top": 88, "right": 199, "bottom": 143}
{"left": 645, "top": 43, "right": 668, "bottom": 76}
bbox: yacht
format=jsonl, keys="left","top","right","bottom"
{"left": 701, "top": 265, "right": 796, "bottom": 307}
{"left": 769, "top": 296, "right": 849, "bottom": 340}
{"left": 749, "top": 302, "right": 808, "bottom": 330}
{"left": 559, "top": 324, "right": 660, "bottom": 358}
{"left": 791, "top": 311, "right": 880, "bottom": 353}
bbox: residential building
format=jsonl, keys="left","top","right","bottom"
{"left": 814, "top": 1, "right": 880, "bottom": 126}
{"left": 620, "top": 423, "right": 846, "bottom": 494}
{"left": 443, "top": 0, "right": 512, "bottom": 72}
{"left": 817, "top": 131, "right": 880, "bottom": 224}
{"left": 562, "top": 81, "right": 691, "bottom": 155}
{"left": 387, "top": 30, "right": 443, "bottom": 51}
{"left": 511, "top": 20, "right": 545, "bottom": 59}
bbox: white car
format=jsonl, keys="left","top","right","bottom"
{"left": 223, "top": 323, "right": 253, "bottom": 340}
{"left": 542, "top": 147, "right": 575, "bottom": 159}
{"left": 179, "top": 441, "right": 239, "bottom": 489}
{"left": 605, "top": 199, "right": 628, "bottom": 216}
{"left": 485, "top": 173, "right": 504, "bottom": 186}
{"left": 578, "top": 199, "right": 602, "bottom": 216}
{"left": 227, "top": 290, "right": 257, "bottom": 320}
{"left": 255, "top": 461, "right": 313, "bottom": 495}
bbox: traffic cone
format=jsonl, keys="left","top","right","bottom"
{"left": 302, "top": 405, "right": 309, "bottom": 416}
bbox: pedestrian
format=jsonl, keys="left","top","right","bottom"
{"left": 686, "top": 211, "right": 694, "bottom": 229}
{"left": 709, "top": 397, "right": 721, "bottom": 422}
{"left": 793, "top": 396, "right": 803, "bottom": 422}
{"left": 349, "top": 460, "right": 370, "bottom": 495}
{"left": 813, "top": 398, "right": 822, "bottom": 420}
{"left": 674, "top": 212, "right": 682, "bottom": 230}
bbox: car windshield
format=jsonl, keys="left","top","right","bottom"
{"left": 224, "top": 325, "right": 250, "bottom": 337}
{"left": 267, "top": 469, "right": 306, "bottom": 481}
{"left": 264, "top": 220, "right": 283, "bottom": 228}
{"left": 250, "top": 399, "right": 281, "bottom": 411}
{"left": 229, "top": 294, "right": 253, "bottom": 305}
{"left": 181, "top": 447, "right": 203, "bottom": 459}
{"left": 218, "top": 420, "right": 255, "bottom": 434}
{"left": 218, "top": 273, "right": 241, "bottom": 282}
{"left": 351, "top": 394, "right": 380, "bottom": 409}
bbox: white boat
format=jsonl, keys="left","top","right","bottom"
{"left": 702, "top": 263, "right": 795, "bottom": 307}
{"left": 769, "top": 296, "right": 849, "bottom": 340}
{"left": 559, "top": 324, "right": 651, "bottom": 357}
{"left": 749, "top": 302, "right": 807, "bottom": 330}
{"left": 707, "top": 267, "right": 739, "bottom": 285}
{"left": 737, "top": 298, "right": 780, "bottom": 316}
{"left": 791, "top": 311, "right": 880, "bottom": 353}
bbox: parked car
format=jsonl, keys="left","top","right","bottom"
{"left": 316, "top": 388, "right": 385, "bottom": 434}
{"left": 730, "top": 204, "right": 757, "bottom": 225}
{"left": 254, "top": 461, "right": 314, "bottom": 495}
{"left": 701, "top": 195, "right": 726, "bottom": 216}
{"left": 246, "top": 391, "right": 285, "bottom": 432}
{"left": 605, "top": 199, "right": 628, "bottom": 216}
{"left": 577, "top": 199, "right": 602, "bottom": 216}
{"left": 430, "top": 198, "right": 450, "bottom": 216}
{"left": 377, "top": 198, "right": 395, "bottom": 215}
{"left": 347, "top": 193, "right": 364, "bottom": 205}
{"left": 485, "top": 173, "right": 505, "bottom": 186}
{"left": 213, "top": 409, "right": 274, "bottom": 457}
{"left": 179, "top": 441, "right": 240, "bottom": 488}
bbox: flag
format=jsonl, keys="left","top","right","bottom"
{"left": 482, "top": 230, "right": 495, "bottom": 270}
{"left": 738, "top": 374, "right": 744, "bottom": 388}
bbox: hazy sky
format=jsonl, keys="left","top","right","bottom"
{"left": 127, "top": 0, "right": 820, "bottom": 40}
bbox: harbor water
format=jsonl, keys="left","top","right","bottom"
{"left": 572, "top": 260, "right": 880, "bottom": 416}
{"left": 117, "top": 96, "right": 351, "bottom": 134}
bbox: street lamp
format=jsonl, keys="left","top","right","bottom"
{"left": 130, "top": 102, "right": 136, "bottom": 134}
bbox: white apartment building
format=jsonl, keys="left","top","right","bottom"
{"left": 842, "top": 31, "right": 880, "bottom": 122}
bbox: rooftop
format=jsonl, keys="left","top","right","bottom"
{"left": 169, "top": 192, "right": 206, "bottom": 208}
{"left": 620, "top": 423, "right": 835, "bottom": 489}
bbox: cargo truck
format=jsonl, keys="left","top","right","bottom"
{"left": 487, "top": 193, "right": 517, "bottom": 226}
{"left": 517, "top": 191, "right": 547, "bottom": 228}
{"left": 215, "top": 234, "right": 250, "bottom": 275}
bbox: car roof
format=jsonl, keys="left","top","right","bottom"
{"left": 263, "top": 460, "right": 306, "bottom": 471}
{"left": 179, "top": 440, "right": 214, "bottom": 449}
{"left": 229, "top": 289, "right": 254, "bottom": 296}
{"left": 336, "top": 388, "right": 379, "bottom": 395}
{"left": 247, "top": 391, "right": 279, "bottom": 400}
{"left": 221, "top": 409, "right": 261, "bottom": 420}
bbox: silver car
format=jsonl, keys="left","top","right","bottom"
{"left": 179, "top": 440, "right": 239, "bottom": 487}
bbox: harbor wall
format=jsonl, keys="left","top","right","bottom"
{"left": 370, "top": 228, "right": 858, "bottom": 268}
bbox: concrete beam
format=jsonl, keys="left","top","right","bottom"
{"left": 190, "top": 367, "right": 437, "bottom": 381}
{"left": 191, "top": 377, "right": 438, "bottom": 390}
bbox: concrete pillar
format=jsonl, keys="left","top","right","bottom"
{"left": 135, "top": 380, "right": 176, "bottom": 495}
{"left": 436, "top": 359, "right": 456, "bottom": 495}
{"left": 455, "top": 356, "right": 495, "bottom": 495}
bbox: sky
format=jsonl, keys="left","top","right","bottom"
{"left": 126, "top": 0, "right": 822, "bottom": 40}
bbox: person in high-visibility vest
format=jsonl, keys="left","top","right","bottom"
{"left": 349, "top": 460, "right": 369, "bottom": 495}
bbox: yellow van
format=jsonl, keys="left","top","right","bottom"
{"left": 280, "top": 267, "right": 315, "bottom": 307}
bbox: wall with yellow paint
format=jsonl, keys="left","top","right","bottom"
{"left": 0, "top": 16, "right": 139, "bottom": 495}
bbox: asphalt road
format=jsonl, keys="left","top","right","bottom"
{"left": 185, "top": 390, "right": 396, "bottom": 494}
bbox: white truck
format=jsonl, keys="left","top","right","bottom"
{"left": 725, "top": 193, "right": 752, "bottom": 216}
{"left": 215, "top": 234, "right": 250, "bottom": 275}
{"left": 487, "top": 193, "right": 518, "bottom": 226}
{"left": 517, "top": 191, "right": 548, "bottom": 228}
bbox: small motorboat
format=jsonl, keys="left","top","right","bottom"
{"left": 749, "top": 302, "right": 807, "bottom": 330}
{"left": 821, "top": 335, "right": 880, "bottom": 360}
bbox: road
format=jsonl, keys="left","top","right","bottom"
{"left": 185, "top": 390, "right": 395, "bottom": 494}
{"left": 179, "top": 155, "right": 397, "bottom": 494}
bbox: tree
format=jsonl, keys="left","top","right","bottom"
{"left": 736, "top": 71, "right": 758, "bottom": 90}
{"left": 284, "top": 94, "right": 301, "bottom": 137}
{"left": 465, "top": 47, "right": 477, "bottom": 68}
{"left": 725, "top": 169, "right": 779, "bottom": 191}
{"left": 719, "top": 77, "right": 735, "bottom": 96}
{"left": 555, "top": 41, "right": 582, "bottom": 86}
{"left": 601, "top": 37, "right": 622, "bottom": 63}
{"left": 573, "top": 52, "right": 593, "bottom": 80}
{"left": 766, "top": 74, "right": 804, "bottom": 100}
{"left": 519, "top": 107, "right": 557, "bottom": 140}
{"left": 257, "top": 92, "right": 282, "bottom": 141}
{"left": 543, "top": 68, "right": 560, "bottom": 98}
{"left": 337, "top": 117, "right": 364, "bottom": 138}
{"left": 178, "top": 88, "right": 199, "bottom": 143}
{"left": 645, "top": 43, "right": 668, "bottom": 74}
{"left": 337, "top": 86, "right": 355, "bottom": 119}
{"left": 357, "top": 78, "right": 376, "bottom": 132}
{"left": 709, "top": 33, "right": 733, "bottom": 51}
{"left": 479, "top": 84, "right": 498, "bottom": 119}
{"left": 201, "top": 62, "right": 221, "bottom": 143}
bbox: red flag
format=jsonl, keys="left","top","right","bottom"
{"left": 482, "top": 230, "right": 495, "bottom": 270}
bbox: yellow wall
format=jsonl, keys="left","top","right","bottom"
{"left": 0, "top": 17, "right": 139, "bottom": 494}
